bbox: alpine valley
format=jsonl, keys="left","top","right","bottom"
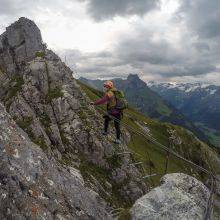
{"left": 148, "top": 81, "right": 220, "bottom": 148}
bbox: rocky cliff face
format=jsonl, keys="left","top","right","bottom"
{"left": 131, "top": 173, "right": 210, "bottom": 220}
{"left": 0, "top": 102, "right": 111, "bottom": 219}
{"left": 0, "top": 17, "right": 147, "bottom": 216}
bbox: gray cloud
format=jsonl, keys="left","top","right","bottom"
{"left": 0, "top": 0, "right": 30, "bottom": 16}
{"left": 115, "top": 36, "right": 185, "bottom": 66}
{"left": 59, "top": 21, "right": 219, "bottom": 82}
{"left": 115, "top": 30, "right": 218, "bottom": 77}
{"left": 61, "top": 0, "right": 220, "bottom": 83}
{"left": 0, "top": 0, "right": 159, "bottom": 22}
{"left": 178, "top": 0, "right": 220, "bottom": 39}
{"left": 0, "top": 0, "right": 74, "bottom": 18}
{"left": 192, "top": 42, "right": 210, "bottom": 52}
{"left": 81, "top": 0, "right": 160, "bottom": 21}
{"left": 156, "top": 63, "right": 216, "bottom": 78}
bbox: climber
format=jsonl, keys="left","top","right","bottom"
{"left": 90, "top": 80, "right": 123, "bottom": 144}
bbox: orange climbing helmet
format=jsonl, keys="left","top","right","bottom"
{"left": 103, "top": 80, "right": 114, "bottom": 89}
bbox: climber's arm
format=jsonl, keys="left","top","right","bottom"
{"left": 93, "top": 94, "right": 110, "bottom": 105}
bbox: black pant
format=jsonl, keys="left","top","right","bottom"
{"left": 104, "top": 113, "right": 121, "bottom": 139}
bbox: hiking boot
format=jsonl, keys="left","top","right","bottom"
{"left": 114, "top": 139, "right": 121, "bottom": 144}
{"left": 102, "top": 131, "right": 108, "bottom": 136}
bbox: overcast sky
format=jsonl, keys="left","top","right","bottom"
{"left": 1, "top": 0, "right": 220, "bottom": 84}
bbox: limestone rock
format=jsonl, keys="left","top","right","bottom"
{"left": 0, "top": 17, "right": 45, "bottom": 74}
{"left": 131, "top": 173, "right": 210, "bottom": 220}
{"left": 0, "top": 103, "right": 112, "bottom": 219}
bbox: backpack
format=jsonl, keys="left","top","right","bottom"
{"left": 113, "top": 90, "right": 128, "bottom": 110}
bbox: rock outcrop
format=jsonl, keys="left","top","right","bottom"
{"left": 0, "top": 102, "right": 112, "bottom": 219}
{"left": 0, "top": 17, "right": 45, "bottom": 75}
{"left": 131, "top": 173, "right": 210, "bottom": 220}
{"left": 0, "top": 17, "right": 147, "bottom": 215}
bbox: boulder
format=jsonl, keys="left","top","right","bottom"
{"left": 131, "top": 173, "right": 210, "bottom": 220}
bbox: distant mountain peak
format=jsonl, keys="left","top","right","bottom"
{"left": 126, "top": 74, "right": 148, "bottom": 89}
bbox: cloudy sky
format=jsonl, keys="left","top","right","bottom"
{"left": 0, "top": 0, "right": 220, "bottom": 84}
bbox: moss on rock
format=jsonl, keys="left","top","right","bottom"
{"left": 46, "top": 86, "right": 63, "bottom": 103}
{"left": 35, "top": 51, "right": 45, "bottom": 58}
{"left": 4, "top": 75, "right": 24, "bottom": 111}
{"left": 16, "top": 116, "right": 33, "bottom": 130}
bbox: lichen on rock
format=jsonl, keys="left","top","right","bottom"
{"left": 0, "top": 102, "right": 112, "bottom": 219}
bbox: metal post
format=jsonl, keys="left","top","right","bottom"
{"left": 164, "top": 139, "right": 172, "bottom": 175}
